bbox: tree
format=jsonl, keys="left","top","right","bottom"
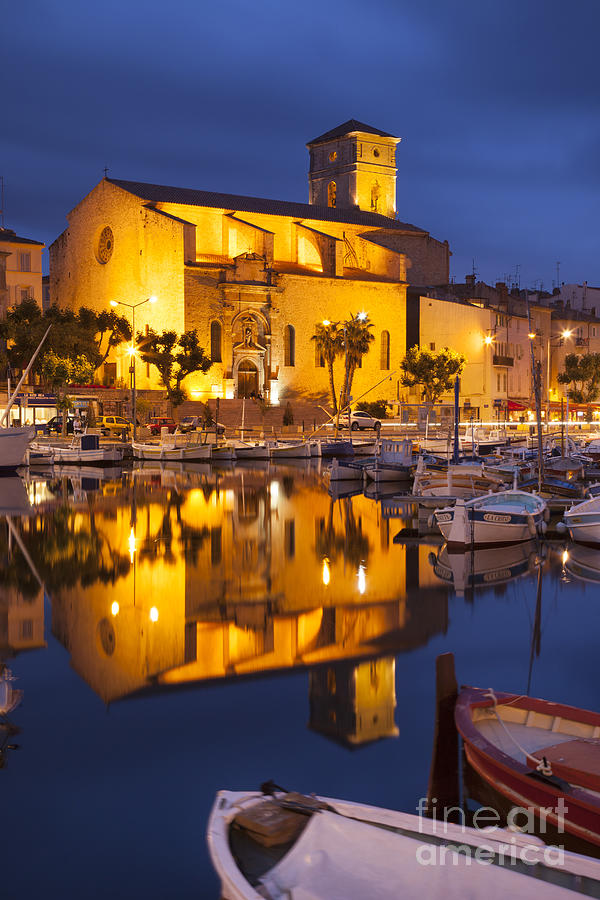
{"left": 400, "top": 346, "right": 466, "bottom": 404}
{"left": 78, "top": 307, "right": 132, "bottom": 374}
{"left": 557, "top": 353, "right": 600, "bottom": 404}
{"left": 311, "top": 321, "right": 343, "bottom": 413}
{"left": 341, "top": 313, "right": 375, "bottom": 409}
{"left": 40, "top": 351, "right": 94, "bottom": 434}
{"left": 137, "top": 328, "right": 212, "bottom": 407}
{"left": 0, "top": 300, "right": 131, "bottom": 380}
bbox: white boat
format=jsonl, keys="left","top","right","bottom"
{"left": 269, "top": 441, "right": 311, "bottom": 460}
{"left": 363, "top": 439, "right": 415, "bottom": 483}
{"left": 0, "top": 668, "right": 23, "bottom": 717}
{"left": 0, "top": 426, "right": 35, "bottom": 471}
{"left": 132, "top": 437, "right": 213, "bottom": 461}
{"left": 26, "top": 445, "right": 54, "bottom": 466}
{"left": 460, "top": 426, "right": 510, "bottom": 455}
{"left": 433, "top": 490, "right": 547, "bottom": 547}
{"left": 230, "top": 441, "right": 271, "bottom": 460}
{"left": 210, "top": 443, "right": 237, "bottom": 462}
{"left": 31, "top": 439, "right": 124, "bottom": 465}
{"left": 207, "top": 788, "right": 600, "bottom": 900}
{"left": 323, "top": 457, "right": 371, "bottom": 483}
{"left": 352, "top": 439, "right": 381, "bottom": 456}
{"left": 414, "top": 461, "right": 505, "bottom": 498}
{"left": 559, "top": 496, "right": 600, "bottom": 544}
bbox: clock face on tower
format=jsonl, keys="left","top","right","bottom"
{"left": 96, "top": 226, "right": 114, "bottom": 264}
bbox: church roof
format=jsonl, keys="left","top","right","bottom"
{"left": 107, "top": 179, "right": 425, "bottom": 234}
{"left": 306, "top": 119, "right": 398, "bottom": 146}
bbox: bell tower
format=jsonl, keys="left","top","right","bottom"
{"left": 307, "top": 119, "right": 401, "bottom": 219}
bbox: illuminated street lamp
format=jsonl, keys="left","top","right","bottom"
{"left": 110, "top": 296, "right": 157, "bottom": 439}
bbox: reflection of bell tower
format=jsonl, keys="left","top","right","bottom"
{"left": 308, "top": 656, "right": 399, "bottom": 747}
{"left": 307, "top": 119, "right": 401, "bottom": 219}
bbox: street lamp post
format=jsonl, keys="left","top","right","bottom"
{"left": 110, "top": 296, "right": 157, "bottom": 439}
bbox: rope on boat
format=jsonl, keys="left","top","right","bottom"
{"left": 481, "top": 689, "right": 554, "bottom": 777}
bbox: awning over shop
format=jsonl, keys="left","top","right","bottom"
{"left": 507, "top": 400, "right": 527, "bottom": 411}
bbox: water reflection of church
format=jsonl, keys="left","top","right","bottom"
{"left": 20, "top": 468, "right": 448, "bottom": 744}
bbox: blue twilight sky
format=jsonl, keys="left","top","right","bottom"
{"left": 2, "top": 0, "right": 599, "bottom": 288}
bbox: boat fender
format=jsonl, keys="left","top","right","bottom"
{"left": 555, "top": 521, "right": 568, "bottom": 534}
{"left": 427, "top": 514, "right": 436, "bottom": 528}
{"left": 540, "top": 521, "right": 547, "bottom": 534}
{"left": 526, "top": 513, "right": 537, "bottom": 537}
{"left": 543, "top": 507, "right": 550, "bottom": 523}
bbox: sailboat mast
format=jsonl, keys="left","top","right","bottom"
{"left": 526, "top": 298, "right": 544, "bottom": 492}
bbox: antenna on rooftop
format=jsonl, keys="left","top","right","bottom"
{"left": 556, "top": 261, "right": 561, "bottom": 289}
{"left": 104, "top": 166, "right": 109, "bottom": 178}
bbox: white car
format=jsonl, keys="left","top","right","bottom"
{"left": 340, "top": 410, "right": 382, "bottom": 431}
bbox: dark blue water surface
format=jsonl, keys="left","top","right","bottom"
{"left": 1, "top": 464, "right": 597, "bottom": 898}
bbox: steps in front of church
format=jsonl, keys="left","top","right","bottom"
{"left": 177, "top": 399, "right": 333, "bottom": 432}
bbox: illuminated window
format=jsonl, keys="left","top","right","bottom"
{"left": 210, "top": 321, "right": 222, "bottom": 362}
{"left": 327, "top": 181, "right": 336, "bottom": 208}
{"left": 380, "top": 330, "right": 390, "bottom": 369}
{"left": 329, "top": 150, "right": 337, "bottom": 163}
{"left": 284, "top": 324, "right": 295, "bottom": 367}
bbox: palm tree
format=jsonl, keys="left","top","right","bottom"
{"left": 311, "top": 321, "right": 343, "bottom": 413}
{"left": 341, "top": 313, "right": 374, "bottom": 410}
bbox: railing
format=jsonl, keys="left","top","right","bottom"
{"left": 492, "top": 354, "right": 514, "bottom": 367}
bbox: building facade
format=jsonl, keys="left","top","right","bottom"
{"left": 49, "top": 121, "right": 450, "bottom": 404}
{"left": 0, "top": 227, "right": 45, "bottom": 316}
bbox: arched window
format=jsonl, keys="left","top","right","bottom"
{"left": 327, "top": 181, "right": 337, "bottom": 208}
{"left": 210, "top": 321, "right": 222, "bottom": 362}
{"left": 371, "top": 181, "right": 380, "bottom": 212}
{"left": 284, "top": 324, "right": 295, "bottom": 367}
{"left": 380, "top": 330, "right": 390, "bottom": 370}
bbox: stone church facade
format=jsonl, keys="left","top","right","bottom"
{"left": 49, "top": 120, "right": 450, "bottom": 404}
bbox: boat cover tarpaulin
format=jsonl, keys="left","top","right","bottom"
{"left": 259, "top": 811, "right": 576, "bottom": 899}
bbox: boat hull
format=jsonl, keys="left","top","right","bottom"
{"left": 269, "top": 443, "right": 310, "bottom": 460}
{"left": 47, "top": 446, "right": 124, "bottom": 464}
{"left": 208, "top": 789, "right": 600, "bottom": 900}
{"left": 0, "top": 427, "right": 34, "bottom": 470}
{"left": 132, "top": 441, "right": 212, "bottom": 461}
{"left": 456, "top": 687, "right": 600, "bottom": 849}
{"left": 564, "top": 498, "right": 600, "bottom": 545}
{"left": 434, "top": 491, "right": 546, "bottom": 547}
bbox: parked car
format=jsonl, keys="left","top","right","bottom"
{"left": 178, "top": 415, "right": 226, "bottom": 435}
{"left": 98, "top": 415, "right": 132, "bottom": 437}
{"left": 339, "top": 410, "right": 382, "bottom": 432}
{"left": 149, "top": 416, "right": 177, "bottom": 436}
{"left": 46, "top": 415, "right": 75, "bottom": 434}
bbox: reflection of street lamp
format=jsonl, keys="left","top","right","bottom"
{"left": 110, "top": 296, "right": 157, "bottom": 439}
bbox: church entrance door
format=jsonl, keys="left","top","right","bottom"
{"left": 237, "top": 360, "right": 259, "bottom": 398}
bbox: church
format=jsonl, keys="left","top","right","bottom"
{"left": 49, "top": 120, "right": 450, "bottom": 404}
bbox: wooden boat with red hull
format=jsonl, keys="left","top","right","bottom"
{"left": 456, "top": 686, "right": 600, "bottom": 848}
